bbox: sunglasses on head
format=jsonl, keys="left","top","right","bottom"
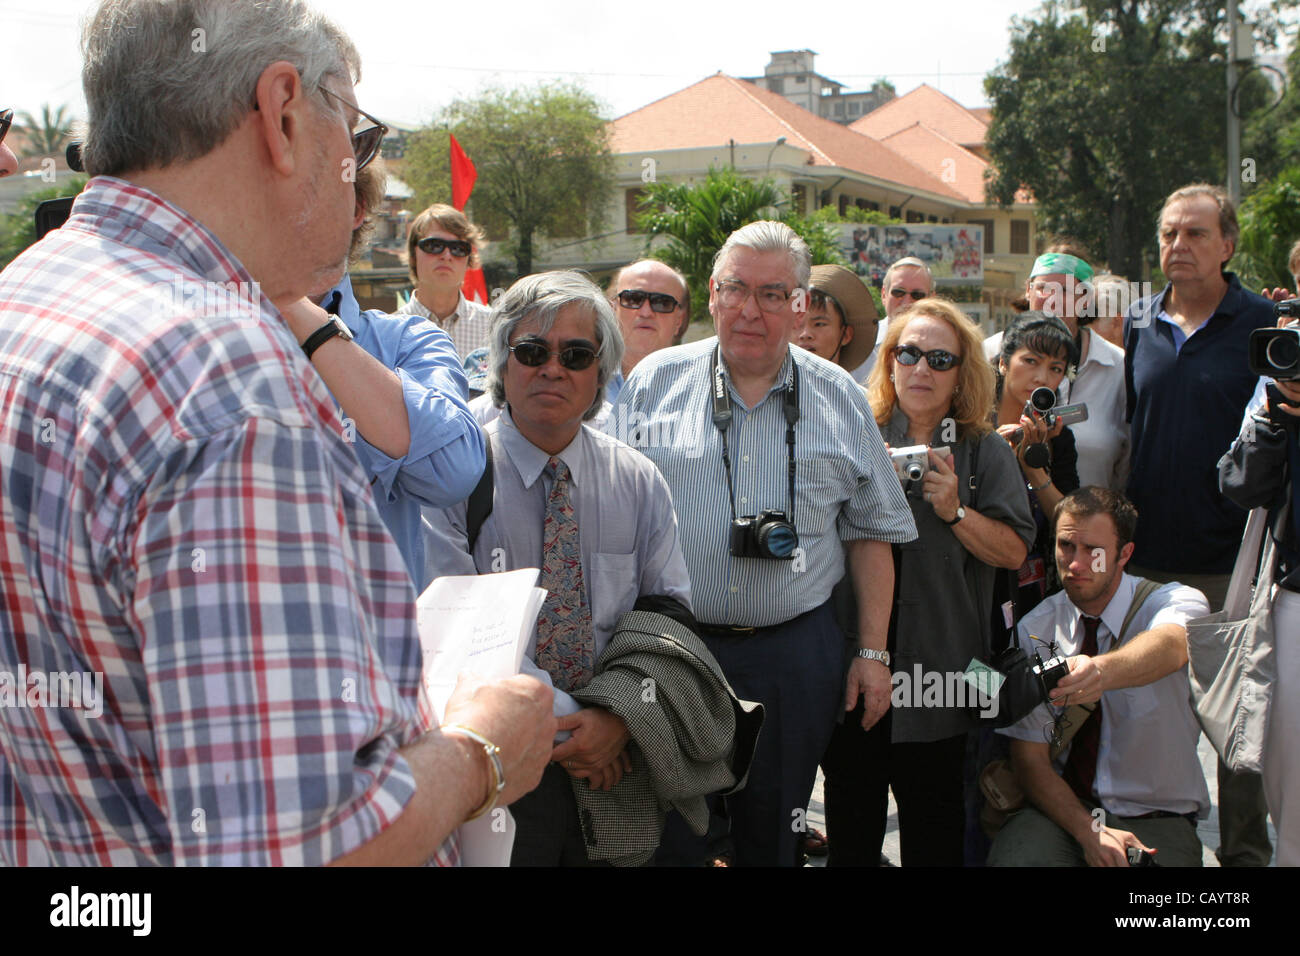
{"left": 316, "top": 86, "right": 387, "bottom": 172}
{"left": 509, "top": 340, "right": 599, "bottom": 371}
{"left": 616, "top": 289, "right": 680, "bottom": 313}
{"left": 0, "top": 109, "right": 11, "bottom": 146}
{"left": 417, "top": 237, "right": 473, "bottom": 258}
{"left": 892, "top": 344, "right": 962, "bottom": 372}
{"left": 889, "top": 288, "right": 928, "bottom": 301}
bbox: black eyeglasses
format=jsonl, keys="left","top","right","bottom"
{"left": 892, "top": 344, "right": 962, "bottom": 372}
{"left": 508, "top": 340, "right": 600, "bottom": 371}
{"left": 417, "top": 237, "right": 473, "bottom": 258}
{"left": 0, "top": 109, "right": 11, "bottom": 146}
{"left": 616, "top": 289, "right": 680, "bottom": 313}
{"left": 316, "top": 86, "right": 387, "bottom": 172}
{"left": 888, "top": 288, "right": 929, "bottom": 301}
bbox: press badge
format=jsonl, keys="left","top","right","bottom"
{"left": 963, "top": 658, "right": 1006, "bottom": 698}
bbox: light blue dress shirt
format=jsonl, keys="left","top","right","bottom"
{"left": 607, "top": 337, "right": 917, "bottom": 627}
{"left": 320, "top": 275, "right": 484, "bottom": 582}
{"left": 422, "top": 409, "right": 693, "bottom": 715}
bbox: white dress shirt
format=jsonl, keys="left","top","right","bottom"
{"left": 999, "top": 572, "right": 1211, "bottom": 818}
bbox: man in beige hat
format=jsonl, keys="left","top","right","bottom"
{"left": 797, "top": 264, "right": 879, "bottom": 374}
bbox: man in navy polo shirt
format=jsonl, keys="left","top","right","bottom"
{"left": 1123, "top": 182, "right": 1276, "bottom": 867}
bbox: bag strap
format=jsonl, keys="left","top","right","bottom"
{"left": 464, "top": 427, "right": 494, "bottom": 553}
{"left": 1116, "top": 577, "right": 1160, "bottom": 646}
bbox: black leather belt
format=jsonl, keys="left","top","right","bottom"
{"left": 697, "top": 604, "right": 826, "bottom": 639}
{"left": 1130, "top": 810, "right": 1198, "bottom": 825}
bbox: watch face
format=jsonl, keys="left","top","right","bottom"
{"left": 333, "top": 316, "right": 354, "bottom": 341}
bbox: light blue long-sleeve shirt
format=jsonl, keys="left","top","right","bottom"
{"left": 321, "top": 275, "right": 485, "bottom": 582}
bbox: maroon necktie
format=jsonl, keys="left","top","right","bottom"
{"left": 1061, "top": 615, "right": 1102, "bottom": 802}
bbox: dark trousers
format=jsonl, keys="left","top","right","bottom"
{"left": 509, "top": 763, "right": 599, "bottom": 866}
{"left": 658, "top": 602, "right": 845, "bottom": 867}
{"left": 822, "top": 704, "right": 966, "bottom": 866}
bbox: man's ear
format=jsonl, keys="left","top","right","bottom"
{"left": 253, "top": 61, "right": 307, "bottom": 177}
{"left": 1116, "top": 541, "right": 1135, "bottom": 573}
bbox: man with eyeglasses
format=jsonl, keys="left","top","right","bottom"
{"left": 612, "top": 221, "right": 916, "bottom": 866}
{"left": 0, "top": 0, "right": 554, "bottom": 867}
{"left": 398, "top": 204, "right": 493, "bottom": 360}
{"left": 424, "top": 271, "right": 700, "bottom": 865}
{"left": 605, "top": 259, "right": 691, "bottom": 404}
{"left": 857, "top": 256, "right": 934, "bottom": 381}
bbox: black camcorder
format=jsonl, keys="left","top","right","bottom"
{"left": 1249, "top": 299, "right": 1300, "bottom": 382}
{"left": 729, "top": 510, "right": 798, "bottom": 560}
{"left": 1013, "top": 386, "right": 1089, "bottom": 470}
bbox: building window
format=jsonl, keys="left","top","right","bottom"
{"left": 848, "top": 102, "right": 860, "bottom": 116}
{"left": 889, "top": 206, "right": 901, "bottom": 219}
{"left": 769, "top": 78, "right": 784, "bottom": 95}
{"left": 1011, "top": 219, "right": 1030, "bottom": 254}
{"left": 794, "top": 75, "right": 805, "bottom": 84}
{"left": 969, "top": 219, "right": 994, "bottom": 253}
{"left": 834, "top": 101, "right": 844, "bottom": 116}
{"left": 838, "top": 195, "right": 850, "bottom": 216}
{"left": 927, "top": 215, "right": 938, "bottom": 223}
{"left": 906, "top": 210, "right": 924, "bottom": 223}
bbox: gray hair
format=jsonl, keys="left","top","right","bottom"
{"left": 711, "top": 220, "right": 811, "bottom": 290}
{"left": 882, "top": 256, "right": 934, "bottom": 291}
{"left": 488, "top": 271, "right": 623, "bottom": 421}
{"left": 81, "top": 0, "right": 360, "bottom": 177}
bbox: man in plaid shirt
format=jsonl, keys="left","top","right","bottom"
{"left": 0, "top": 0, "right": 553, "bottom": 866}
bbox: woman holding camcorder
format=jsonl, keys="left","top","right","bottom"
{"left": 821, "top": 297, "right": 1035, "bottom": 867}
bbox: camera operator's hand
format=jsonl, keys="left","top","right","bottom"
{"left": 1084, "top": 824, "right": 1154, "bottom": 868}
{"left": 1050, "top": 653, "right": 1106, "bottom": 707}
{"left": 1274, "top": 379, "right": 1300, "bottom": 417}
{"left": 846, "top": 657, "right": 892, "bottom": 731}
{"left": 922, "top": 449, "right": 961, "bottom": 521}
{"left": 1261, "top": 287, "right": 1296, "bottom": 303}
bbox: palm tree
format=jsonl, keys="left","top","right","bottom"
{"left": 17, "top": 104, "right": 73, "bottom": 159}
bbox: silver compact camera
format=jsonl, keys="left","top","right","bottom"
{"left": 890, "top": 444, "right": 930, "bottom": 484}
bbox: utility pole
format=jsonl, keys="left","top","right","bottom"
{"left": 1227, "top": 0, "right": 1241, "bottom": 205}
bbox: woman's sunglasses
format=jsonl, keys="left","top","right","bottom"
{"left": 508, "top": 340, "right": 599, "bottom": 370}
{"left": 417, "top": 237, "right": 473, "bottom": 258}
{"left": 892, "top": 344, "right": 962, "bottom": 372}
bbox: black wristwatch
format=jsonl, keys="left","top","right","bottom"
{"left": 301, "top": 315, "right": 353, "bottom": 360}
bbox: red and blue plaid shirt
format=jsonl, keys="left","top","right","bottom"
{"left": 0, "top": 177, "right": 456, "bottom": 865}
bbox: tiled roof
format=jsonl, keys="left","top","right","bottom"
{"left": 851, "top": 83, "right": 989, "bottom": 147}
{"left": 879, "top": 123, "right": 989, "bottom": 204}
{"left": 608, "top": 73, "right": 967, "bottom": 202}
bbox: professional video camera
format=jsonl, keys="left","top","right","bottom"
{"left": 1249, "top": 299, "right": 1300, "bottom": 382}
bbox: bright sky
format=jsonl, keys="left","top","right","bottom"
{"left": 5, "top": 0, "right": 1066, "bottom": 130}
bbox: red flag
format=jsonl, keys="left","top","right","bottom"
{"left": 463, "top": 268, "right": 489, "bottom": 305}
{"left": 450, "top": 134, "right": 477, "bottom": 211}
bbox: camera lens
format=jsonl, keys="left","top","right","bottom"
{"left": 904, "top": 461, "right": 925, "bottom": 481}
{"left": 1266, "top": 332, "right": 1300, "bottom": 372}
{"left": 759, "top": 523, "right": 798, "bottom": 559}
{"left": 1029, "top": 387, "right": 1056, "bottom": 413}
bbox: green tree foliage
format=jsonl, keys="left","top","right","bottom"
{"left": 403, "top": 82, "right": 615, "bottom": 276}
{"left": 1236, "top": 164, "right": 1300, "bottom": 290}
{"left": 0, "top": 179, "right": 87, "bottom": 269}
{"left": 984, "top": 0, "right": 1276, "bottom": 280}
{"left": 17, "top": 104, "right": 73, "bottom": 159}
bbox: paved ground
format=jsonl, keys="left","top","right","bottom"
{"left": 804, "top": 732, "right": 1278, "bottom": 867}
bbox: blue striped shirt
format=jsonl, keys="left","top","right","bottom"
{"left": 607, "top": 337, "right": 916, "bottom": 627}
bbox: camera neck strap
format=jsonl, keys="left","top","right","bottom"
{"left": 710, "top": 344, "right": 800, "bottom": 526}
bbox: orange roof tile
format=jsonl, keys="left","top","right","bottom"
{"left": 851, "top": 83, "right": 988, "bottom": 147}
{"left": 879, "top": 123, "right": 990, "bottom": 204}
{"left": 608, "top": 73, "right": 967, "bottom": 202}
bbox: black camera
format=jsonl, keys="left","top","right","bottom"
{"left": 1127, "top": 846, "right": 1160, "bottom": 867}
{"left": 1031, "top": 644, "right": 1070, "bottom": 699}
{"left": 1015, "top": 387, "right": 1089, "bottom": 470}
{"left": 730, "top": 510, "right": 799, "bottom": 560}
{"left": 1249, "top": 302, "right": 1300, "bottom": 381}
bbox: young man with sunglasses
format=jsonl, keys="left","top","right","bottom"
{"left": 605, "top": 259, "right": 690, "bottom": 404}
{"left": 399, "top": 204, "right": 492, "bottom": 359}
{"left": 0, "top": 0, "right": 554, "bottom": 867}
{"left": 856, "top": 256, "right": 934, "bottom": 382}
{"left": 423, "top": 271, "right": 695, "bottom": 865}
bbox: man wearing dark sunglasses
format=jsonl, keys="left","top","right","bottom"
{"left": 859, "top": 256, "right": 934, "bottom": 381}
{"left": 0, "top": 109, "right": 17, "bottom": 178}
{"left": 399, "top": 203, "right": 493, "bottom": 359}
{"left": 0, "top": 0, "right": 553, "bottom": 869}
{"left": 605, "top": 259, "right": 690, "bottom": 403}
{"left": 424, "top": 272, "right": 701, "bottom": 865}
